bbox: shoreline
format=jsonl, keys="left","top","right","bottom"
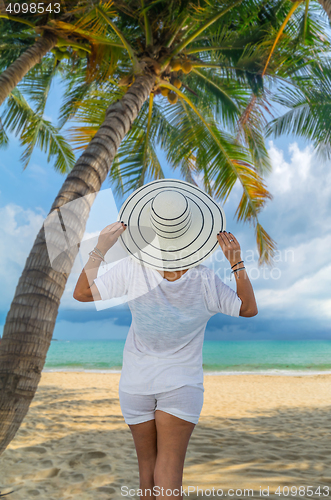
{"left": 42, "top": 368, "right": 331, "bottom": 376}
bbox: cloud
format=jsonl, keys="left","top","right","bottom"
{"left": 247, "top": 141, "right": 331, "bottom": 321}
{"left": 261, "top": 141, "right": 331, "bottom": 244}
{"left": 194, "top": 141, "right": 331, "bottom": 324}
{"left": 0, "top": 203, "right": 45, "bottom": 310}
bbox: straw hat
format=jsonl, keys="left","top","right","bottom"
{"left": 117, "top": 179, "right": 226, "bottom": 271}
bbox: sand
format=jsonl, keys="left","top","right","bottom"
{"left": 1, "top": 373, "right": 331, "bottom": 499}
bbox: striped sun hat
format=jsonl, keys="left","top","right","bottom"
{"left": 117, "top": 179, "right": 226, "bottom": 271}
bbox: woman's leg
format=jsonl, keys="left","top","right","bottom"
{"left": 129, "top": 420, "right": 158, "bottom": 499}
{"left": 119, "top": 388, "right": 157, "bottom": 499}
{"left": 154, "top": 410, "right": 195, "bottom": 499}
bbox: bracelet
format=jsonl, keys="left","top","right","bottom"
{"left": 231, "top": 266, "right": 245, "bottom": 273}
{"left": 231, "top": 260, "right": 244, "bottom": 269}
{"left": 93, "top": 247, "right": 105, "bottom": 259}
{"left": 89, "top": 253, "right": 104, "bottom": 263}
{"left": 89, "top": 248, "right": 105, "bottom": 263}
{"left": 230, "top": 266, "right": 245, "bottom": 280}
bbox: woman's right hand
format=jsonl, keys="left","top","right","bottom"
{"left": 96, "top": 221, "right": 127, "bottom": 255}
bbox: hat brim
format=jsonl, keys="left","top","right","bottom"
{"left": 117, "top": 179, "right": 226, "bottom": 271}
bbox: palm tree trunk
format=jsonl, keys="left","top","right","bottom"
{"left": 318, "top": 0, "right": 331, "bottom": 20}
{"left": 0, "top": 72, "right": 155, "bottom": 455}
{"left": 0, "top": 32, "right": 58, "bottom": 106}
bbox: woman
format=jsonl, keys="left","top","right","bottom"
{"left": 73, "top": 180, "right": 258, "bottom": 500}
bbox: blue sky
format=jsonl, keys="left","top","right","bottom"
{"left": 1, "top": 78, "right": 330, "bottom": 341}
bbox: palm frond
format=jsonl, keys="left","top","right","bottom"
{"left": 66, "top": 84, "right": 125, "bottom": 150}
{"left": 191, "top": 69, "right": 242, "bottom": 123}
{"left": 18, "top": 59, "right": 58, "bottom": 114}
{"left": 158, "top": 98, "right": 200, "bottom": 186}
{"left": 0, "top": 26, "right": 36, "bottom": 71}
{"left": 256, "top": 222, "right": 276, "bottom": 265}
{"left": 0, "top": 118, "right": 9, "bottom": 147}
{"left": 266, "top": 76, "right": 331, "bottom": 159}
{"left": 74, "top": 0, "right": 117, "bottom": 37}
{"left": 140, "top": 0, "right": 153, "bottom": 47}
{"left": 86, "top": 42, "right": 124, "bottom": 82}
{"left": 1, "top": 89, "right": 75, "bottom": 172}
{"left": 20, "top": 116, "right": 76, "bottom": 172}
{"left": 94, "top": 3, "right": 138, "bottom": 65}
{"left": 58, "top": 76, "right": 96, "bottom": 128}
{"left": 236, "top": 93, "right": 273, "bottom": 175}
{"left": 109, "top": 95, "right": 165, "bottom": 192}
{"left": 0, "top": 14, "right": 35, "bottom": 28}
{"left": 167, "top": 0, "right": 245, "bottom": 62}
{"left": 49, "top": 20, "right": 124, "bottom": 48}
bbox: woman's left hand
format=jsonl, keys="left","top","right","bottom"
{"left": 217, "top": 231, "right": 242, "bottom": 267}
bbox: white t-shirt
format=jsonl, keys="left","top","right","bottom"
{"left": 94, "top": 256, "right": 242, "bottom": 395}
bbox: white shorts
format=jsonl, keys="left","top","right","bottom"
{"left": 118, "top": 384, "right": 204, "bottom": 425}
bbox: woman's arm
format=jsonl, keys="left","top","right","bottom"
{"left": 73, "top": 221, "right": 126, "bottom": 302}
{"left": 217, "top": 231, "right": 258, "bottom": 317}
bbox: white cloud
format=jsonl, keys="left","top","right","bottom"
{"left": 193, "top": 142, "right": 331, "bottom": 322}
{"left": 0, "top": 203, "right": 46, "bottom": 310}
{"left": 249, "top": 141, "right": 331, "bottom": 319}
{"left": 264, "top": 141, "right": 331, "bottom": 234}
{"left": 256, "top": 263, "right": 331, "bottom": 321}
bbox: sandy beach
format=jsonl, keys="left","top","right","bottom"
{"left": 1, "top": 372, "right": 331, "bottom": 499}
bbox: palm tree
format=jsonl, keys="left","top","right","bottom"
{"left": 0, "top": 0, "right": 124, "bottom": 106}
{"left": 0, "top": 28, "right": 57, "bottom": 106}
{"left": 0, "top": 0, "right": 329, "bottom": 455}
{"left": 235, "top": 0, "right": 331, "bottom": 156}
{"left": 0, "top": 0, "right": 127, "bottom": 169}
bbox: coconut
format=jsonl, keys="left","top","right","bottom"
{"left": 182, "top": 61, "right": 193, "bottom": 74}
{"left": 160, "top": 87, "right": 170, "bottom": 97}
{"left": 170, "top": 59, "right": 182, "bottom": 71}
{"left": 58, "top": 46, "right": 67, "bottom": 52}
{"left": 172, "top": 78, "right": 182, "bottom": 89}
{"left": 62, "top": 50, "right": 71, "bottom": 59}
{"left": 167, "top": 91, "right": 178, "bottom": 104}
{"left": 77, "top": 49, "right": 86, "bottom": 57}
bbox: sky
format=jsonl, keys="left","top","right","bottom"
{"left": 0, "top": 78, "right": 330, "bottom": 341}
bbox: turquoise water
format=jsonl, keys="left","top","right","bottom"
{"left": 44, "top": 340, "right": 331, "bottom": 375}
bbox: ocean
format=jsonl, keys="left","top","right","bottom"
{"left": 44, "top": 340, "right": 331, "bottom": 375}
